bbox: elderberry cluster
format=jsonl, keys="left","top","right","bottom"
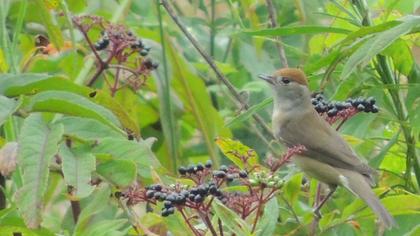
{"left": 144, "top": 181, "right": 226, "bottom": 217}
{"left": 178, "top": 160, "right": 212, "bottom": 175}
{"left": 94, "top": 32, "right": 109, "bottom": 51}
{"left": 311, "top": 93, "right": 379, "bottom": 117}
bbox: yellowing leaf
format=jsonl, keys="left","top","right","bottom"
{"left": 215, "top": 137, "right": 259, "bottom": 169}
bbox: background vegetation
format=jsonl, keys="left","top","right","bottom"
{"left": 0, "top": 0, "right": 419, "bottom": 235}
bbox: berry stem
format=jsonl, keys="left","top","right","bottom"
{"left": 198, "top": 211, "right": 218, "bottom": 236}
{"left": 251, "top": 187, "right": 265, "bottom": 233}
{"left": 180, "top": 208, "right": 202, "bottom": 236}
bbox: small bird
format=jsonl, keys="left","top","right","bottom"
{"left": 259, "top": 68, "right": 396, "bottom": 229}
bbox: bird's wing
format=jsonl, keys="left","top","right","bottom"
{"left": 278, "top": 109, "right": 374, "bottom": 178}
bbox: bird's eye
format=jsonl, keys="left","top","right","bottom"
{"left": 281, "top": 77, "right": 291, "bottom": 84}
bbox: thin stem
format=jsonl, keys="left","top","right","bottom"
{"left": 118, "top": 199, "right": 159, "bottom": 236}
{"left": 210, "top": 0, "right": 216, "bottom": 58}
{"left": 353, "top": 0, "right": 419, "bottom": 190}
{"left": 251, "top": 188, "right": 265, "bottom": 233}
{"left": 218, "top": 218, "right": 224, "bottom": 236}
{"left": 156, "top": 0, "right": 178, "bottom": 172}
{"left": 279, "top": 194, "right": 300, "bottom": 224}
{"left": 199, "top": 211, "right": 218, "bottom": 236}
{"left": 110, "top": 63, "right": 121, "bottom": 96}
{"left": 180, "top": 209, "right": 201, "bottom": 236}
{"left": 265, "top": 0, "right": 288, "bottom": 68}
{"left": 160, "top": 0, "right": 274, "bottom": 139}
{"left": 108, "top": 64, "right": 138, "bottom": 75}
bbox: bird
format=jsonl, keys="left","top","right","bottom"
{"left": 259, "top": 68, "right": 396, "bottom": 229}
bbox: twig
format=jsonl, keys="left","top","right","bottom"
{"left": 180, "top": 209, "right": 202, "bottom": 236}
{"left": 199, "top": 211, "right": 218, "bottom": 236}
{"left": 265, "top": 0, "right": 288, "bottom": 68}
{"left": 218, "top": 218, "right": 224, "bottom": 236}
{"left": 160, "top": 0, "right": 274, "bottom": 139}
{"left": 118, "top": 199, "right": 159, "bottom": 236}
{"left": 251, "top": 188, "right": 265, "bottom": 233}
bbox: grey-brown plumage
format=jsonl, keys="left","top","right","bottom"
{"left": 260, "top": 68, "right": 396, "bottom": 229}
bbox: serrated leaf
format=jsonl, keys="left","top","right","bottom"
{"left": 0, "top": 95, "right": 20, "bottom": 126}
{"left": 26, "top": 91, "right": 122, "bottom": 132}
{"left": 16, "top": 114, "right": 64, "bottom": 228}
{"left": 255, "top": 197, "right": 279, "bottom": 236}
{"left": 60, "top": 144, "right": 95, "bottom": 199}
{"left": 96, "top": 159, "right": 137, "bottom": 187}
{"left": 212, "top": 199, "right": 253, "bottom": 236}
{"left": 215, "top": 137, "right": 258, "bottom": 169}
{"left": 55, "top": 116, "right": 125, "bottom": 141}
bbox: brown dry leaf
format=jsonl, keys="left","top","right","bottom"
{"left": 0, "top": 142, "right": 18, "bottom": 176}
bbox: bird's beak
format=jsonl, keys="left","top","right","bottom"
{"left": 258, "top": 74, "right": 274, "bottom": 85}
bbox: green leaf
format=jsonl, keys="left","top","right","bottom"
{"left": 369, "top": 130, "right": 400, "bottom": 168}
{"left": 74, "top": 185, "right": 111, "bottom": 235}
{"left": 212, "top": 199, "right": 253, "bottom": 236}
{"left": 16, "top": 114, "right": 64, "bottom": 228}
{"left": 0, "top": 95, "right": 20, "bottom": 126}
{"left": 355, "top": 194, "right": 420, "bottom": 219}
{"left": 33, "top": 0, "right": 64, "bottom": 49}
{"left": 255, "top": 197, "right": 279, "bottom": 236}
{"left": 26, "top": 91, "right": 122, "bottom": 133}
{"left": 341, "top": 16, "right": 420, "bottom": 79}
{"left": 0, "top": 73, "right": 140, "bottom": 137}
{"left": 226, "top": 97, "right": 273, "bottom": 127}
{"left": 382, "top": 39, "right": 414, "bottom": 75}
{"left": 96, "top": 159, "right": 137, "bottom": 187}
{"left": 83, "top": 219, "right": 128, "bottom": 236}
{"left": 60, "top": 144, "right": 96, "bottom": 199}
{"left": 242, "top": 25, "right": 351, "bottom": 36}
{"left": 340, "top": 21, "right": 401, "bottom": 45}
{"left": 167, "top": 44, "right": 231, "bottom": 165}
{"left": 0, "top": 74, "right": 86, "bottom": 96}
{"left": 54, "top": 116, "right": 125, "bottom": 141}
{"left": 283, "top": 173, "right": 303, "bottom": 206}
{"left": 215, "top": 137, "right": 259, "bottom": 169}
{"left": 0, "top": 225, "right": 42, "bottom": 236}
{"left": 92, "top": 137, "right": 163, "bottom": 181}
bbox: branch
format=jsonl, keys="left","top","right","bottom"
{"left": 160, "top": 0, "right": 274, "bottom": 139}
{"left": 265, "top": 0, "right": 288, "bottom": 68}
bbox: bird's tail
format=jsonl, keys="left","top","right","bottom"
{"left": 340, "top": 169, "right": 397, "bottom": 229}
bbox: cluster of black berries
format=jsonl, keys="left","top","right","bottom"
{"left": 144, "top": 181, "right": 226, "bottom": 217}
{"left": 143, "top": 58, "right": 159, "bottom": 70}
{"left": 131, "top": 39, "right": 151, "bottom": 56}
{"left": 178, "top": 160, "right": 213, "bottom": 175}
{"left": 213, "top": 165, "right": 248, "bottom": 182}
{"left": 311, "top": 93, "right": 379, "bottom": 117}
{"left": 94, "top": 32, "right": 109, "bottom": 51}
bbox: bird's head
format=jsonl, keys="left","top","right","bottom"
{"left": 259, "top": 68, "right": 311, "bottom": 110}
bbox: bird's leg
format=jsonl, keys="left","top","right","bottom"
{"left": 313, "top": 185, "right": 337, "bottom": 219}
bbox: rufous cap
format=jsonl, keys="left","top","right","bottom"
{"left": 273, "top": 68, "right": 308, "bottom": 86}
